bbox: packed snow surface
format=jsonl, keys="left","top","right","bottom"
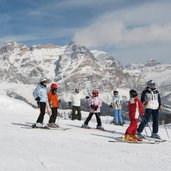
{"left": 0, "top": 95, "right": 171, "bottom": 171}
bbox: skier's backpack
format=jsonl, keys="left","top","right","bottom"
{"left": 33, "top": 85, "right": 40, "bottom": 100}
{"left": 113, "top": 96, "right": 122, "bottom": 109}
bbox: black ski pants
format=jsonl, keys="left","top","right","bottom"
{"left": 36, "top": 102, "right": 46, "bottom": 123}
{"left": 71, "top": 106, "right": 82, "bottom": 120}
{"left": 137, "top": 109, "right": 159, "bottom": 134}
{"left": 84, "top": 113, "right": 102, "bottom": 126}
{"left": 49, "top": 107, "right": 58, "bottom": 123}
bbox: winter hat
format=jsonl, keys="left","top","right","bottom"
{"left": 40, "top": 78, "right": 47, "bottom": 87}
{"left": 113, "top": 90, "right": 118, "bottom": 95}
{"left": 75, "top": 89, "right": 79, "bottom": 93}
{"left": 41, "top": 78, "right": 47, "bottom": 82}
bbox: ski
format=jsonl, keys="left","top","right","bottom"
{"left": 81, "top": 126, "right": 114, "bottom": 133}
{"left": 32, "top": 123, "right": 50, "bottom": 129}
{"left": 108, "top": 140, "right": 158, "bottom": 144}
{"left": 21, "top": 123, "right": 71, "bottom": 131}
{"left": 143, "top": 136, "right": 167, "bottom": 143}
{"left": 93, "top": 128, "right": 115, "bottom": 133}
{"left": 108, "top": 137, "right": 159, "bottom": 144}
{"left": 50, "top": 127, "right": 71, "bottom": 131}
{"left": 23, "top": 126, "right": 71, "bottom": 131}
{"left": 81, "top": 126, "right": 91, "bottom": 129}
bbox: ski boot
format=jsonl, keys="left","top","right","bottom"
{"left": 132, "top": 135, "right": 142, "bottom": 141}
{"left": 96, "top": 125, "right": 104, "bottom": 130}
{"left": 136, "top": 132, "right": 145, "bottom": 139}
{"left": 151, "top": 133, "right": 161, "bottom": 139}
{"left": 125, "top": 134, "right": 137, "bottom": 143}
{"left": 32, "top": 123, "right": 49, "bottom": 129}
{"left": 47, "top": 123, "right": 59, "bottom": 128}
{"left": 81, "top": 124, "right": 91, "bottom": 129}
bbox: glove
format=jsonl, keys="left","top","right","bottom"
{"left": 90, "top": 104, "right": 95, "bottom": 109}
{"left": 86, "top": 96, "right": 90, "bottom": 99}
{"left": 93, "top": 105, "right": 98, "bottom": 111}
{"left": 110, "top": 104, "right": 113, "bottom": 108}
{"left": 35, "top": 97, "right": 40, "bottom": 101}
{"left": 69, "top": 101, "right": 72, "bottom": 107}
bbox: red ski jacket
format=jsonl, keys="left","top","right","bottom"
{"left": 128, "top": 97, "right": 144, "bottom": 120}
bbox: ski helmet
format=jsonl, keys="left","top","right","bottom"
{"left": 129, "top": 89, "right": 138, "bottom": 98}
{"left": 92, "top": 89, "right": 99, "bottom": 96}
{"left": 51, "top": 83, "right": 57, "bottom": 89}
{"left": 147, "top": 80, "right": 155, "bottom": 87}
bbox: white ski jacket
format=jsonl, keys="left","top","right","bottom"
{"left": 70, "top": 93, "right": 82, "bottom": 107}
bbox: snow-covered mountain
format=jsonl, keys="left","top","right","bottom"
{"left": 124, "top": 60, "right": 171, "bottom": 111}
{"left": 0, "top": 41, "right": 132, "bottom": 102}
{"left": 0, "top": 41, "right": 171, "bottom": 114}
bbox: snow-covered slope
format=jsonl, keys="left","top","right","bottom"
{"left": 0, "top": 94, "right": 171, "bottom": 171}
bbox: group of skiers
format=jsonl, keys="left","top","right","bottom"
{"left": 125, "top": 80, "right": 162, "bottom": 142}
{"left": 33, "top": 79, "right": 59, "bottom": 128}
{"left": 32, "top": 78, "right": 162, "bottom": 141}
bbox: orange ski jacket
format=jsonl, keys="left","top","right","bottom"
{"left": 48, "top": 91, "right": 59, "bottom": 108}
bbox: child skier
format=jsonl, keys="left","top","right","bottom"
{"left": 110, "top": 90, "right": 123, "bottom": 125}
{"left": 47, "top": 83, "right": 59, "bottom": 128}
{"left": 82, "top": 89, "right": 104, "bottom": 130}
{"left": 125, "top": 89, "right": 144, "bottom": 142}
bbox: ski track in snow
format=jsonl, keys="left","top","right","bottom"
{"left": 0, "top": 95, "right": 171, "bottom": 171}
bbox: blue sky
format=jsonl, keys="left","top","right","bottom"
{"left": 0, "top": 0, "right": 171, "bottom": 65}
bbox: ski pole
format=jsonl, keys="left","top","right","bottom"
{"left": 141, "top": 115, "right": 152, "bottom": 134}
{"left": 162, "top": 120, "right": 170, "bottom": 138}
{"left": 57, "top": 101, "right": 62, "bottom": 126}
{"left": 106, "top": 115, "right": 109, "bottom": 124}
{"left": 144, "top": 126, "right": 148, "bottom": 136}
{"left": 106, "top": 105, "right": 110, "bottom": 124}
{"left": 140, "top": 116, "right": 148, "bottom": 136}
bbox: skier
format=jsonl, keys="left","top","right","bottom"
{"left": 125, "top": 89, "right": 144, "bottom": 142}
{"left": 137, "top": 80, "right": 163, "bottom": 139}
{"left": 47, "top": 83, "right": 59, "bottom": 128}
{"left": 82, "top": 89, "right": 104, "bottom": 130}
{"left": 69, "top": 88, "right": 82, "bottom": 120}
{"left": 32, "top": 78, "right": 48, "bottom": 127}
{"left": 110, "top": 90, "right": 123, "bottom": 125}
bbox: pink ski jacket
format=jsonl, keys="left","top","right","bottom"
{"left": 88, "top": 96, "right": 102, "bottom": 113}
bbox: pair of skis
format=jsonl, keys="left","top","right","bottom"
{"left": 81, "top": 126, "right": 115, "bottom": 133}
{"left": 108, "top": 136, "right": 166, "bottom": 144}
{"left": 21, "top": 123, "right": 71, "bottom": 131}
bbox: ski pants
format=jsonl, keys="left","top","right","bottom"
{"left": 126, "top": 118, "right": 138, "bottom": 136}
{"left": 137, "top": 109, "right": 159, "bottom": 134}
{"left": 71, "top": 106, "right": 82, "bottom": 120}
{"left": 36, "top": 102, "right": 46, "bottom": 123}
{"left": 84, "top": 112, "right": 102, "bottom": 126}
{"left": 114, "top": 109, "right": 123, "bottom": 124}
{"left": 49, "top": 107, "right": 58, "bottom": 123}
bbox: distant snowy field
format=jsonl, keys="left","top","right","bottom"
{"left": 0, "top": 95, "right": 171, "bottom": 171}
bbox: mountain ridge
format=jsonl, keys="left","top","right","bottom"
{"left": 0, "top": 41, "right": 171, "bottom": 114}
